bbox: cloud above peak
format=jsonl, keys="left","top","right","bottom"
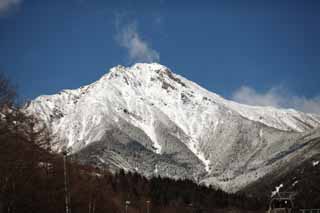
{"left": 0, "top": 0, "right": 22, "bottom": 15}
{"left": 232, "top": 86, "right": 320, "bottom": 115}
{"left": 114, "top": 15, "right": 160, "bottom": 64}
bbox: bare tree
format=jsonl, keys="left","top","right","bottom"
{"left": 0, "top": 73, "right": 16, "bottom": 109}
{"left": 0, "top": 73, "right": 51, "bottom": 213}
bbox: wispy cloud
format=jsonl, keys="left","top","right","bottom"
{"left": 0, "top": 0, "right": 22, "bottom": 15}
{"left": 232, "top": 86, "right": 320, "bottom": 115}
{"left": 114, "top": 14, "right": 160, "bottom": 64}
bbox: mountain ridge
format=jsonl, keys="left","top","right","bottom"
{"left": 26, "top": 63, "right": 320, "bottom": 192}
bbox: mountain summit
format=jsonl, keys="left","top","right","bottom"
{"left": 26, "top": 63, "right": 320, "bottom": 192}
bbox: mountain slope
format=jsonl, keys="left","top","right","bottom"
{"left": 241, "top": 128, "right": 320, "bottom": 208}
{"left": 26, "top": 63, "right": 320, "bottom": 192}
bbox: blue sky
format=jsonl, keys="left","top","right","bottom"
{"left": 0, "top": 0, "right": 320, "bottom": 113}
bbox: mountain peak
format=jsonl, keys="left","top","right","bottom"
{"left": 26, "top": 64, "right": 320, "bottom": 192}
{"left": 109, "top": 63, "right": 169, "bottom": 74}
{"left": 131, "top": 62, "right": 168, "bottom": 70}
{"left": 104, "top": 63, "right": 186, "bottom": 92}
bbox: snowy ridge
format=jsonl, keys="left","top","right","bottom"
{"left": 26, "top": 63, "right": 320, "bottom": 192}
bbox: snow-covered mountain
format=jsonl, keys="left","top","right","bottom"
{"left": 242, "top": 130, "right": 320, "bottom": 206}
{"left": 26, "top": 63, "right": 320, "bottom": 192}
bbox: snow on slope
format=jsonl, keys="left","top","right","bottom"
{"left": 26, "top": 63, "right": 320, "bottom": 191}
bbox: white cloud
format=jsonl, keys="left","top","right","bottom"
{"left": 115, "top": 15, "right": 160, "bottom": 63}
{"left": 0, "top": 0, "right": 22, "bottom": 15}
{"left": 290, "top": 96, "right": 320, "bottom": 115}
{"left": 232, "top": 86, "right": 320, "bottom": 115}
{"left": 232, "top": 86, "right": 284, "bottom": 108}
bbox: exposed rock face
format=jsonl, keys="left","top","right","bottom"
{"left": 26, "top": 63, "right": 320, "bottom": 192}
